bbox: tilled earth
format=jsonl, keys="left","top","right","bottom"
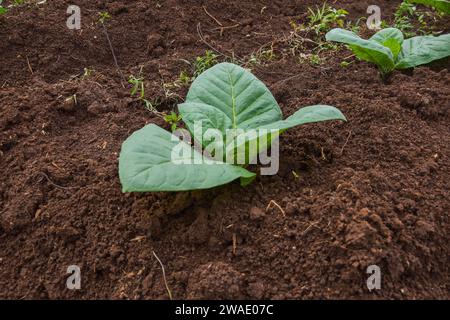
{"left": 0, "top": 0, "right": 449, "bottom": 299}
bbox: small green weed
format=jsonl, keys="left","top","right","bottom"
{"left": 178, "top": 70, "right": 192, "bottom": 86}
{"left": 163, "top": 111, "right": 182, "bottom": 132}
{"left": 248, "top": 44, "right": 277, "bottom": 65}
{"left": 193, "top": 50, "right": 218, "bottom": 77}
{"left": 128, "top": 75, "right": 145, "bottom": 99}
{"left": 307, "top": 2, "right": 349, "bottom": 35}
{"left": 98, "top": 11, "right": 111, "bottom": 24}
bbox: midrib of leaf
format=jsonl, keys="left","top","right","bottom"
{"left": 227, "top": 71, "right": 237, "bottom": 129}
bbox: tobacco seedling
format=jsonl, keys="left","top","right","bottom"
{"left": 326, "top": 27, "right": 450, "bottom": 77}
{"left": 407, "top": 0, "right": 450, "bottom": 13}
{"left": 119, "top": 63, "right": 346, "bottom": 192}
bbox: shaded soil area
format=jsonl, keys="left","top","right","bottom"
{"left": 0, "top": 0, "right": 449, "bottom": 299}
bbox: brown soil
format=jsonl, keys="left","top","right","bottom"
{"left": 0, "top": 0, "right": 449, "bottom": 299}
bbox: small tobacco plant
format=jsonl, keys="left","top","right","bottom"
{"left": 119, "top": 63, "right": 346, "bottom": 192}
{"left": 326, "top": 27, "right": 450, "bottom": 77}
{"left": 408, "top": 0, "right": 450, "bottom": 13}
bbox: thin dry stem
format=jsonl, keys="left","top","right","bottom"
{"left": 152, "top": 251, "right": 173, "bottom": 300}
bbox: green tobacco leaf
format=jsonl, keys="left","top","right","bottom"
{"left": 231, "top": 105, "right": 347, "bottom": 164}
{"left": 181, "top": 62, "right": 282, "bottom": 136}
{"left": 407, "top": 0, "right": 450, "bottom": 13}
{"left": 326, "top": 28, "right": 395, "bottom": 74}
{"left": 370, "top": 28, "right": 404, "bottom": 45}
{"left": 0, "top": 7, "right": 7, "bottom": 14}
{"left": 370, "top": 28, "right": 404, "bottom": 59}
{"left": 178, "top": 102, "right": 232, "bottom": 150}
{"left": 259, "top": 105, "right": 347, "bottom": 131}
{"left": 119, "top": 124, "right": 255, "bottom": 192}
{"left": 396, "top": 33, "right": 450, "bottom": 69}
{"left": 382, "top": 39, "right": 403, "bottom": 59}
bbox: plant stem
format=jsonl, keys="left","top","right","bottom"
{"left": 101, "top": 22, "right": 126, "bottom": 88}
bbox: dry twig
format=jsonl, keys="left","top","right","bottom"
{"left": 152, "top": 251, "right": 173, "bottom": 300}
{"left": 196, "top": 23, "right": 245, "bottom": 64}
{"left": 266, "top": 200, "right": 286, "bottom": 216}
{"left": 203, "top": 6, "right": 223, "bottom": 27}
{"left": 339, "top": 130, "right": 352, "bottom": 155}
{"left": 101, "top": 23, "right": 126, "bottom": 88}
{"left": 36, "top": 172, "right": 78, "bottom": 190}
{"left": 26, "top": 56, "right": 34, "bottom": 74}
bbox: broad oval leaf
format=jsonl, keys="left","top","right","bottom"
{"left": 326, "top": 28, "right": 395, "bottom": 74}
{"left": 183, "top": 62, "right": 282, "bottom": 133}
{"left": 119, "top": 124, "right": 255, "bottom": 192}
{"left": 396, "top": 33, "right": 450, "bottom": 69}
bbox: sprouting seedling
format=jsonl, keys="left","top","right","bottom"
{"left": 128, "top": 74, "right": 166, "bottom": 118}
{"left": 118, "top": 63, "right": 346, "bottom": 192}
{"left": 178, "top": 70, "right": 192, "bottom": 86}
{"left": 163, "top": 112, "right": 182, "bottom": 132}
{"left": 193, "top": 50, "right": 218, "bottom": 77}
{"left": 128, "top": 75, "right": 145, "bottom": 99}
{"left": 82, "top": 67, "right": 94, "bottom": 79}
{"left": 326, "top": 27, "right": 450, "bottom": 78}
{"left": 98, "top": 11, "right": 111, "bottom": 24}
